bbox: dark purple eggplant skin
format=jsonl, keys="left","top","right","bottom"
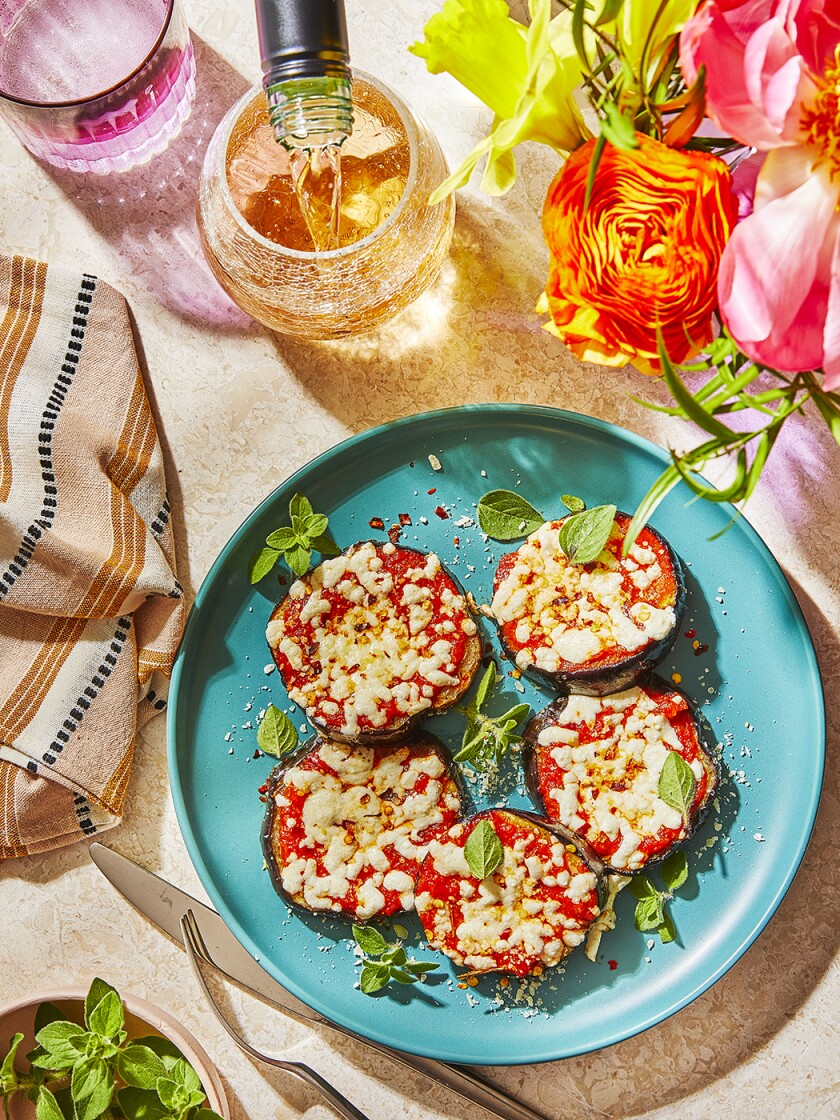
{"left": 493, "top": 516, "right": 687, "bottom": 697}
{"left": 267, "top": 540, "right": 483, "bottom": 745}
{"left": 261, "top": 732, "right": 468, "bottom": 924}
{"left": 521, "top": 676, "right": 720, "bottom": 875}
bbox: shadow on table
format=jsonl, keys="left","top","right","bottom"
{"left": 39, "top": 35, "right": 254, "bottom": 334}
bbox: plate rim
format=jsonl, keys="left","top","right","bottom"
{"left": 167, "top": 402, "right": 826, "bottom": 1064}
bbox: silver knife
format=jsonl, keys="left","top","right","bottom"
{"left": 90, "top": 843, "right": 553, "bottom": 1120}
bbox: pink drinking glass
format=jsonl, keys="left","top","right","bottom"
{"left": 0, "top": 0, "right": 196, "bottom": 173}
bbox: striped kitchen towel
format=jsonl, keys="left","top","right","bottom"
{"left": 0, "top": 253, "right": 185, "bottom": 859}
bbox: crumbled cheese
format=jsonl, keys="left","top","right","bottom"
{"left": 491, "top": 521, "right": 676, "bottom": 670}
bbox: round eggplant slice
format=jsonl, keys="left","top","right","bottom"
{"left": 414, "top": 808, "right": 604, "bottom": 977}
{"left": 490, "top": 512, "right": 685, "bottom": 695}
{"left": 524, "top": 678, "right": 719, "bottom": 873}
{"left": 266, "top": 541, "right": 481, "bottom": 745}
{"left": 262, "top": 733, "right": 464, "bottom": 922}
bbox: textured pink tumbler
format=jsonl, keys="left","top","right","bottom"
{"left": 0, "top": 0, "right": 196, "bottom": 173}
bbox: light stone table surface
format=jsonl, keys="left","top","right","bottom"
{"left": 1, "top": 2, "right": 838, "bottom": 1119}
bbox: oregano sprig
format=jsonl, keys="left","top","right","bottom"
{"left": 476, "top": 490, "right": 544, "bottom": 540}
{"left": 249, "top": 493, "right": 340, "bottom": 583}
{"left": 0, "top": 978, "right": 225, "bottom": 1120}
{"left": 630, "top": 851, "right": 689, "bottom": 944}
{"left": 558, "top": 502, "right": 617, "bottom": 564}
{"left": 352, "top": 926, "right": 440, "bottom": 995}
{"left": 454, "top": 663, "right": 530, "bottom": 772}
{"left": 658, "top": 752, "right": 697, "bottom": 830}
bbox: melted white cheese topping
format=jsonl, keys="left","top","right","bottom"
{"left": 490, "top": 521, "right": 676, "bottom": 672}
{"left": 277, "top": 742, "right": 460, "bottom": 919}
{"left": 537, "top": 688, "right": 705, "bottom": 871}
{"left": 267, "top": 543, "right": 476, "bottom": 735}
{"left": 416, "top": 819, "right": 599, "bottom": 972}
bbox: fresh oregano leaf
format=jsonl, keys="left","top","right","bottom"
{"left": 472, "top": 662, "right": 496, "bottom": 712}
{"left": 628, "top": 877, "right": 658, "bottom": 902}
{"left": 169, "top": 1057, "right": 202, "bottom": 1095}
{"left": 0, "top": 1033, "right": 24, "bottom": 1090}
{"left": 35, "top": 1086, "right": 65, "bottom": 1120}
{"left": 70, "top": 1056, "right": 110, "bottom": 1104}
{"left": 392, "top": 924, "right": 409, "bottom": 940}
{"left": 33, "top": 1003, "right": 65, "bottom": 1036}
{"left": 256, "top": 705, "right": 298, "bottom": 759}
{"left": 83, "top": 980, "right": 118, "bottom": 1030}
{"left": 248, "top": 547, "right": 281, "bottom": 585}
{"left": 117, "top": 1046, "right": 168, "bottom": 1091}
{"left": 116, "top": 1087, "right": 168, "bottom": 1120}
{"left": 310, "top": 534, "right": 341, "bottom": 557}
{"left": 661, "top": 850, "right": 689, "bottom": 892}
{"left": 476, "top": 490, "right": 545, "bottom": 540}
{"left": 657, "top": 913, "right": 677, "bottom": 943}
{"left": 352, "top": 925, "right": 390, "bottom": 957}
{"left": 34, "top": 1024, "right": 87, "bottom": 1070}
{"left": 303, "top": 513, "right": 328, "bottom": 538}
{"left": 455, "top": 662, "right": 529, "bottom": 773}
{"left": 464, "top": 819, "right": 504, "bottom": 880}
{"left": 658, "top": 752, "right": 697, "bottom": 827}
{"left": 359, "top": 964, "right": 390, "bottom": 994}
{"left": 87, "top": 991, "right": 123, "bottom": 1040}
{"left": 559, "top": 504, "right": 617, "bottom": 564}
{"left": 390, "top": 969, "right": 419, "bottom": 985}
{"left": 633, "top": 893, "right": 665, "bottom": 932}
{"left": 285, "top": 543, "right": 312, "bottom": 578}
{"left": 264, "top": 527, "right": 296, "bottom": 551}
{"left": 289, "top": 493, "right": 313, "bottom": 523}
{"left": 561, "top": 494, "right": 586, "bottom": 513}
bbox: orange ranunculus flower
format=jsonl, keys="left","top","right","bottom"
{"left": 540, "top": 134, "right": 739, "bottom": 375}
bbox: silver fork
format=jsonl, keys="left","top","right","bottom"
{"left": 180, "top": 909, "right": 373, "bottom": 1120}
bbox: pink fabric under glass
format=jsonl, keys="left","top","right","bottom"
{"left": 0, "top": 0, "right": 195, "bottom": 173}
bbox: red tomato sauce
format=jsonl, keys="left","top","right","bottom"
{"left": 415, "top": 810, "right": 600, "bottom": 977}
{"left": 494, "top": 514, "right": 679, "bottom": 673}
{"left": 535, "top": 685, "right": 711, "bottom": 866}
{"left": 270, "top": 742, "right": 462, "bottom": 918}
{"left": 271, "top": 546, "right": 473, "bottom": 733}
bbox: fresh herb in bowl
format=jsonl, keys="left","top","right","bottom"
{"left": 0, "top": 978, "right": 224, "bottom": 1120}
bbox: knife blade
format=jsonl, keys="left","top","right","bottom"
{"left": 90, "top": 843, "right": 553, "bottom": 1120}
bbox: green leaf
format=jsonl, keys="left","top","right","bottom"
{"left": 285, "top": 543, "right": 312, "bottom": 578}
{"left": 473, "top": 663, "right": 496, "bottom": 711}
{"left": 70, "top": 1057, "right": 110, "bottom": 1104}
{"left": 600, "top": 101, "right": 638, "bottom": 149}
{"left": 464, "top": 819, "right": 504, "bottom": 880}
{"left": 811, "top": 385, "right": 840, "bottom": 446}
{"left": 117, "top": 1046, "right": 168, "bottom": 1091}
{"left": 264, "top": 527, "right": 296, "bottom": 551}
{"left": 34, "top": 1024, "right": 87, "bottom": 1070}
{"left": 155, "top": 1078, "right": 186, "bottom": 1115}
{"left": 303, "top": 513, "right": 328, "bottom": 538}
{"left": 561, "top": 494, "right": 586, "bottom": 513}
{"left": 572, "top": 0, "right": 590, "bottom": 67}
{"left": 634, "top": 893, "right": 665, "bottom": 932}
{"left": 194, "top": 1112, "right": 225, "bottom": 1120}
{"left": 661, "top": 851, "right": 689, "bottom": 893}
{"left": 0, "top": 1032, "right": 24, "bottom": 1089}
{"left": 353, "top": 925, "right": 390, "bottom": 957}
{"left": 657, "top": 913, "right": 677, "bottom": 943}
{"left": 310, "top": 534, "right": 341, "bottom": 557}
{"left": 87, "top": 992, "right": 123, "bottom": 1040}
{"left": 392, "top": 924, "right": 409, "bottom": 940}
{"left": 658, "top": 752, "right": 697, "bottom": 827}
{"left": 33, "top": 1004, "right": 65, "bottom": 1036}
{"left": 288, "top": 493, "right": 313, "bottom": 522}
{"left": 596, "top": 0, "right": 626, "bottom": 25}
{"left": 389, "top": 969, "right": 419, "bottom": 985}
{"left": 169, "top": 1058, "right": 201, "bottom": 1096}
{"left": 658, "top": 332, "right": 736, "bottom": 441}
{"left": 382, "top": 946, "right": 407, "bottom": 967}
{"left": 497, "top": 702, "right": 531, "bottom": 726}
{"left": 35, "top": 1086, "right": 65, "bottom": 1120}
{"left": 84, "top": 981, "right": 118, "bottom": 1031}
{"left": 559, "top": 504, "right": 616, "bottom": 564}
{"left": 126, "top": 1038, "right": 183, "bottom": 1067}
{"left": 116, "top": 1088, "right": 168, "bottom": 1120}
{"left": 248, "top": 546, "right": 281, "bottom": 584}
{"left": 476, "top": 490, "right": 545, "bottom": 540}
{"left": 628, "top": 876, "right": 658, "bottom": 901}
{"left": 359, "top": 964, "right": 390, "bottom": 995}
{"left": 404, "top": 961, "right": 439, "bottom": 975}
{"left": 256, "top": 705, "right": 298, "bottom": 759}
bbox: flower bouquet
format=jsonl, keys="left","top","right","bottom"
{"left": 411, "top": 0, "right": 840, "bottom": 540}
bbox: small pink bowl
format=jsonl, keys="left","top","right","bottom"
{"left": 0, "top": 987, "right": 229, "bottom": 1119}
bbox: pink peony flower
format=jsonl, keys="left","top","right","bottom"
{"left": 680, "top": 0, "right": 840, "bottom": 387}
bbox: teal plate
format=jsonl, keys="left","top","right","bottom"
{"left": 168, "top": 404, "right": 824, "bottom": 1065}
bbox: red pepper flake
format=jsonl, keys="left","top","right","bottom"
{"left": 693, "top": 643, "right": 709, "bottom": 656}
{"left": 685, "top": 628, "right": 696, "bottom": 639}
{"left": 398, "top": 512, "right": 412, "bottom": 526}
{"left": 258, "top": 783, "right": 269, "bottom": 794}
{"left": 277, "top": 574, "right": 286, "bottom": 586}
{"left": 387, "top": 524, "right": 402, "bottom": 545}
{"left": 434, "top": 505, "right": 449, "bottom": 520}
{"left": 453, "top": 536, "right": 460, "bottom": 547}
{"left": 368, "top": 516, "right": 385, "bottom": 530}
{"left": 409, "top": 461, "right": 415, "bottom": 468}
{"left": 427, "top": 488, "right": 437, "bottom": 495}
{"left": 608, "top": 960, "right": 618, "bottom": 971}
{"left": 253, "top": 750, "right": 262, "bottom": 760}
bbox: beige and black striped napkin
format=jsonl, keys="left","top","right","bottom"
{"left": 0, "top": 253, "right": 185, "bottom": 859}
